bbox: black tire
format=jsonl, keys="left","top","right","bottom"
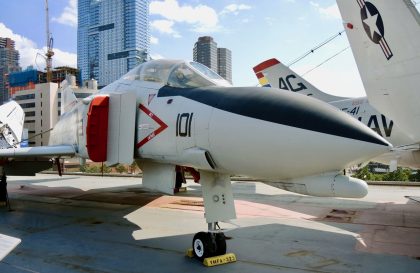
{"left": 215, "top": 233, "right": 227, "bottom": 256}
{"left": 192, "top": 232, "right": 216, "bottom": 261}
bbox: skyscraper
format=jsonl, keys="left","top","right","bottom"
{"left": 78, "top": 0, "right": 150, "bottom": 88}
{"left": 193, "top": 36, "right": 218, "bottom": 72}
{"left": 217, "top": 48, "right": 232, "bottom": 84}
{"left": 0, "top": 37, "right": 21, "bottom": 104}
{"left": 193, "top": 36, "right": 232, "bottom": 83}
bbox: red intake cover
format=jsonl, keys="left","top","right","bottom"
{"left": 86, "top": 96, "right": 109, "bottom": 162}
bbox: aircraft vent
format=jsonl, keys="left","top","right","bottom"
{"left": 86, "top": 96, "right": 109, "bottom": 162}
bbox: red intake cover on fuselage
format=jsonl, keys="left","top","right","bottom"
{"left": 86, "top": 96, "right": 109, "bottom": 162}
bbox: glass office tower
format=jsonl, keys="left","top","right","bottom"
{"left": 78, "top": 0, "right": 150, "bottom": 87}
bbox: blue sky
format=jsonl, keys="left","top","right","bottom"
{"left": 0, "top": 0, "right": 418, "bottom": 97}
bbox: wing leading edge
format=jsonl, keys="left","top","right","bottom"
{"left": 0, "top": 145, "right": 76, "bottom": 158}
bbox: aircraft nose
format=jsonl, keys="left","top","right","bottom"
{"left": 223, "top": 86, "right": 392, "bottom": 149}
{"left": 223, "top": 86, "right": 393, "bottom": 162}
{"left": 257, "top": 87, "right": 393, "bottom": 150}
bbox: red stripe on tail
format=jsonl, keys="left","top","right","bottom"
{"left": 253, "top": 58, "right": 281, "bottom": 73}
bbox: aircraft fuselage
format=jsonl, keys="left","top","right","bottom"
{"left": 49, "top": 80, "right": 391, "bottom": 181}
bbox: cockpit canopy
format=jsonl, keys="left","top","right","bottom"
{"left": 121, "top": 59, "right": 231, "bottom": 88}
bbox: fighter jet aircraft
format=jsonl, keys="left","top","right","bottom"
{"left": 0, "top": 59, "right": 391, "bottom": 260}
{"left": 337, "top": 0, "right": 420, "bottom": 144}
{"left": 253, "top": 58, "right": 419, "bottom": 170}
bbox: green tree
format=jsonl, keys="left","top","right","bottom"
{"left": 409, "top": 170, "right": 420, "bottom": 182}
{"left": 352, "top": 166, "right": 374, "bottom": 180}
{"left": 79, "top": 164, "right": 87, "bottom": 172}
{"left": 382, "top": 167, "right": 410, "bottom": 181}
{"left": 101, "top": 164, "right": 112, "bottom": 173}
{"left": 130, "top": 161, "right": 138, "bottom": 173}
{"left": 370, "top": 173, "right": 384, "bottom": 181}
{"left": 115, "top": 164, "right": 127, "bottom": 174}
{"left": 86, "top": 165, "right": 100, "bottom": 173}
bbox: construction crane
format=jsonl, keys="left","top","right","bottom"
{"left": 45, "top": 0, "right": 54, "bottom": 82}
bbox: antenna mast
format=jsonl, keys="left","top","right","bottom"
{"left": 45, "top": 0, "right": 54, "bottom": 82}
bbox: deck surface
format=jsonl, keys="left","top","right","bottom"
{"left": 1, "top": 174, "right": 420, "bottom": 273}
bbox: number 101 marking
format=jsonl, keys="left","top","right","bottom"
{"left": 176, "top": 113, "right": 193, "bottom": 137}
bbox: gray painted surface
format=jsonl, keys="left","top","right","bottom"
{"left": 1, "top": 174, "right": 419, "bottom": 272}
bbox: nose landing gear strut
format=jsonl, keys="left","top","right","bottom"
{"left": 192, "top": 222, "right": 226, "bottom": 261}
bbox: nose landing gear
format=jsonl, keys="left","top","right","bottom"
{"left": 192, "top": 222, "right": 226, "bottom": 261}
{"left": 189, "top": 171, "right": 236, "bottom": 266}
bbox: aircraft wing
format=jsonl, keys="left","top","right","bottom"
{"left": 0, "top": 145, "right": 76, "bottom": 158}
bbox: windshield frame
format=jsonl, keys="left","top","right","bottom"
{"left": 120, "top": 59, "right": 231, "bottom": 88}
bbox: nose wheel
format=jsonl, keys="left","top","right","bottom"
{"left": 192, "top": 231, "right": 226, "bottom": 261}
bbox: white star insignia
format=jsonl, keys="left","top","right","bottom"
{"left": 363, "top": 10, "right": 381, "bottom": 39}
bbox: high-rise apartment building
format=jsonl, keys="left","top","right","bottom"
{"left": 193, "top": 36, "right": 232, "bottom": 83}
{"left": 78, "top": 0, "right": 150, "bottom": 88}
{"left": 217, "top": 48, "right": 232, "bottom": 84}
{"left": 0, "top": 37, "right": 21, "bottom": 104}
{"left": 193, "top": 36, "right": 218, "bottom": 72}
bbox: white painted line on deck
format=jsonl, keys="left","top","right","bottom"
{"left": 0, "top": 234, "right": 21, "bottom": 261}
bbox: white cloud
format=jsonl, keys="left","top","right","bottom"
{"left": 0, "top": 23, "right": 77, "bottom": 70}
{"left": 310, "top": 2, "right": 341, "bottom": 20}
{"left": 150, "top": 0, "right": 219, "bottom": 33}
{"left": 150, "top": 20, "right": 181, "bottom": 38}
{"left": 150, "top": 36, "right": 159, "bottom": 45}
{"left": 220, "top": 4, "right": 252, "bottom": 15}
{"left": 52, "top": 0, "right": 77, "bottom": 27}
{"left": 48, "top": 47, "right": 77, "bottom": 68}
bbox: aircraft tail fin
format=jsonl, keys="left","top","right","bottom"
{"left": 60, "top": 75, "right": 78, "bottom": 115}
{"left": 337, "top": 0, "right": 420, "bottom": 142}
{"left": 253, "top": 58, "right": 348, "bottom": 102}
